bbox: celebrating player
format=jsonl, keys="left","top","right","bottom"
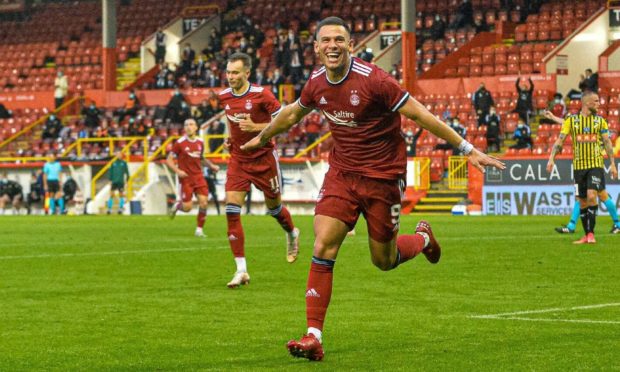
{"left": 242, "top": 17, "right": 505, "bottom": 360}
{"left": 219, "top": 52, "right": 300, "bottom": 289}
{"left": 547, "top": 93, "right": 618, "bottom": 243}
{"left": 542, "top": 110, "right": 620, "bottom": 234}
{"left": 167, "top": 118, "right": 220, "bottom": 237}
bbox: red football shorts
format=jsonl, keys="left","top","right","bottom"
{"left": 315, "top": 168, "right": 404, "bottom": 242}
{"left": 225, "top": 150, "right": 282, "bottom": 200}
{"left": 178, "top": 174, "right": 209, "bottom": 202}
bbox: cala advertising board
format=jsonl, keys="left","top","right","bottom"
{"left": 483, "top": 159, "right": 620, "bottom": 215}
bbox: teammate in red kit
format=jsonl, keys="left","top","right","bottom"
{"left": 219, "top": 52, "right": 300, "bottom": 288}
{"left": 167, "top": 118, "right": 220, "bottom": 237}
{"left": 242, "top": 17, "right": 505, "bottom": 361}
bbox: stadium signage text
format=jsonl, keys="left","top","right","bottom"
{"left": 484, "top": 159, "right": 619, "bottom": 185}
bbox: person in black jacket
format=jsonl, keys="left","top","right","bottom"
{"left": 514, "top": 76, "right": 533, "bottom": 124}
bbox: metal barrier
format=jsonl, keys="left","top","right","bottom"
{"left": 448, "top": 156, "right": 468, "bottom": 190}
{"left": 293, "top": 132, "right": 332, "bottom": 159}
{"left": 411, "top": 157, "right": 430, "bottom": 190}
{"left": 61, "top": 136, "right": 148, "bottom": 158}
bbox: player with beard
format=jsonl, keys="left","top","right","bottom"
{"left": 219, "top": 52, "right": 300, "bottom": 289}
{"left": 242, "top": 17, "right": 505, "bottom": 360}
{"left": 547, "top": 92, "right": 618, "bottom": 243}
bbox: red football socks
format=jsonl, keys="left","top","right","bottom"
{"left": 197, "top": 207, "right": 206, "bottom": 229}
{"left": 268, "top": 205, "right": 295, "bottom": 233}
{"left": 306, "top": 257, "right": 335, "bottom": 331}
{"left": 395, "top": 234, "right": 426, "bottom": 265}
{"left": 226, "top": 204, "right": 245, "bottom": 257}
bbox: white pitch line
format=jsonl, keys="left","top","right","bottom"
{"left": 470, "top": 302, "right": 620, "bottom": 318}
{"left": 0, "top": 246, "right": 231, "bottom": 260}
{"left": 472, "top": 316, "right": 620, "bottom": 325}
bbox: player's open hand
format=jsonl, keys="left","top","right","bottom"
{"left": 240, "top": 135, "right": 265, "bottom": 152}
{"left": 546, "top": 160, "right": 554, "bottom": 173}
{"left": 542, "top": 110, "right": 554, "bottom": 120}
{"left": 611, "top": 164, "right": 618, "bottom": 180}
{"left": 468, "top": 148, "right": 505, "bottom": 173}
{"left": 177, "top": 170, "right": 188, "bottom": 178}
{"left": 211, "top": 164, "right": 220, "bottom": 173}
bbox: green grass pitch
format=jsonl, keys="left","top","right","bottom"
{"left": 1, "top": 215, "right": 618, "bottom": 370}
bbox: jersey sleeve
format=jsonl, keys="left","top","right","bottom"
{"left": 600, "top": 117, "right": 609, "bottom": 134}
{"left": 560, "top": 117, "right": 571, "bottom": 135}
{"left": 297, "top": 76, "right": 315, "bottom": 109}
{"left": 170, "top": 140, "right": 180, "bottom": 156}
{"left": 376, "top": 69, "right": 410, "bottom": 112}
{"left": 262, "top": 89, "right": 282, "bottom": 118}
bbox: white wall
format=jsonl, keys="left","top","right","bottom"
{"left": 545, "top": 8, "right": 609, "bottom": 95}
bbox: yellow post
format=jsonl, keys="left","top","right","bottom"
{"left": 447, "top": 156, "right": 468, "bottom": 190}
{"left": 293, "top": 132, "right": 332, "bottom": 159}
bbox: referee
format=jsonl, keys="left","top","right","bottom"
{"left": 43, "top": 152, "right": 63, "bottom": 215}
{"left": 547, "top": 92, "right": 618, "bottom": 244}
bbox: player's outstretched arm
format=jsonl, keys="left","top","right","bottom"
{"left": 546, "top": 133, "right": 566, "bottom": 173}
{"left": 542, "top": 110, "right": 563, "bottom": 125}
{"left": 202, "top": 158, "right": 220, "bottom": 173}
{"left": 241, "top": 102, "right": 311, "bottom": 151}
{"left": 398, "top": 97, "right": 505, "bottom": 172}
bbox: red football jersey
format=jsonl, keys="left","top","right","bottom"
{"left": 171, "top": 135, "right": 205, "bottom": 176}
{"left": 219, "top": 84, "right": 282, "bottom": 160}
{"left": 298, "top": 57, "right": 409, "bottom": 180}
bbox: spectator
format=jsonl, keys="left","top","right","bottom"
{"left": 207, "top": 119, "right": 226, "bottom": 153}
{"left": 0, "top": 175, "right": 23, "bottom": 215}
{"left": 271, "top": 68, "right": 285, "bottom": 96}
{"left": 165, "top": 89, "right": 188, "bottom": 123}
{"left": 358, "top": 47, "right": 374, "bottom": 63}
{"left": 116, "top": 90, "right": 141, "bottom": 122}
{"left": 62, "top": 175, "right": 79, "bottom": 214}
{"left": 155, "top": 28, "right": 167, "bottom": 64}
{"left": 514, "top": 76, "right": 534, "bottom": 124}
{"left": 430, "top": 14, "right": 446, "bottom": 40}
{"left": 203, "top": 69, "right": 221, "bottom": 88}
{"left": 181, "top": 43, "right": 196, "bottom": 75}
{"left": 404, "top": 128, "right": 424, "bottom": 157}
{"left": 510, "top": 118, "right": 532, "bottom": 149}
{"left": 543, "top": 92, "right": 566, "bottom": 124}
{"left": 289, "top": 42, "right": 304, "bottom": 83}
{"left": 195, "top": 99, "right": 216, "bottom": 124}
{"left": 42, "top": 114, "right": 62, "bottom": 140}
{"left": 54, "top": 70, "right": 68, "bottom": 108}
{"left": 82, "top": 102, "right": 101, "bottom": 129}
{"left": 474, "top": 17, "right": 489, "bottom": 33}
{"left": 473, "top": 82, "right": 495, "bottom": 120}
{"left": 0, "top": 103, "right": 12, "bottom": 119}
{"left": 579, "top": 68, "right": 598, "bottom": 93}
{"left": 255, "top": 68, "right": 268, "bottom": 85}
{"left": 26, "top": 170, "right": 44, "bottom": 214}
{"left": 484, "top": 106, "right": 501, "bottom": 152}
{"left": 451, "top": 0, "right": 474, "bottom": 29}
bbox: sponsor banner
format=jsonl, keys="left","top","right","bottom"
{"left": 484, "top": 159, "right": 619, "bottom": 186}
{"left": 483, "top": 185, "right": 620, "bottom": 216}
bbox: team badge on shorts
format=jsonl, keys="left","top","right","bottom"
{"left": 350, "top": 90, "right": 360, "bottom": 106}
{"left": 245, "top": 100, "right": 253, "bottom": 110}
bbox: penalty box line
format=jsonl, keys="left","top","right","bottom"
{"left": 469, "top": 303, "right": 620, "bottom": 325}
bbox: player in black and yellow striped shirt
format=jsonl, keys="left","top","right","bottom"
{"left": 547, "top": 92, "right": 618, "bottom": 244}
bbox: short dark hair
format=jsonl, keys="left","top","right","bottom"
{"left": 227, "top": 52, "right": 252, "bottom": 70}
{"left": 315, "top": 16, "right": 351, "bottom": 38}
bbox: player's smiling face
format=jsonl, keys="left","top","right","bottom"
{"left": 226, "top": 60, "right": 250, "bottom": 92}
{"left": 315, "top": 25, "right": 353, "bottom": 73}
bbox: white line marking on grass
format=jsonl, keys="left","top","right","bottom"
{"left": 470, "top": 303, "right": 620, "bottom": 325}
{"left": 471, "top": 302, "right": 620, "bottom": 318}
{"left": 475, "top": 316, "right": 620, "bottom": 325}
{"left": 0, "top": 246, "right": 236, "bottom": 260}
